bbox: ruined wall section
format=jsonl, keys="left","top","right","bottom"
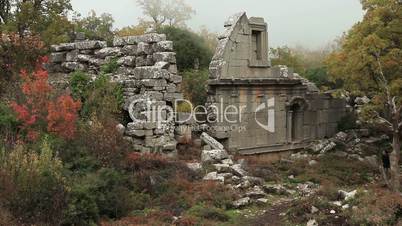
{"left": 209, "top": 12, "right": 273, "bottom": 81}
{"left": 48, "top": 33, "right": 183, "bottom": 154}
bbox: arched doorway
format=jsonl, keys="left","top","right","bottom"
{"left": 286, "top": 97, "right": 308, "bottom": 143}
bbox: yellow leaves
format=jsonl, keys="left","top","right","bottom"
{"left": 0, "top": 137, "right": 64, "bottom": 182}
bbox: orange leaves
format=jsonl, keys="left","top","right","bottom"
{"left": 11, "top": 58, "right": 81, "bottom": 141}
{"left": 47, "top": 95, "right": 81, "bottom": 140}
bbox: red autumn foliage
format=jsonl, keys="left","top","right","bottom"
{"left": 10, "top": 57, "right": 81, "bottom": 141}
{"left": 47, "top": 95, "right": 81, "bottom": 139}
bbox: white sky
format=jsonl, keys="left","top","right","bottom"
{"left": 71, "top": 0, "right": 365, "bottom": 49}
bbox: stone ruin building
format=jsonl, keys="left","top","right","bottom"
{"left": 206, "top": 12, "right": 346, "bottom": 155}
{"left": 48, "top": 33, "right": 182, "bottom": 155}
{"left": 47, "top": 12, "right": 346, "bottom": 156}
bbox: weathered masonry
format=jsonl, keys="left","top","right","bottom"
{"left": 206, "top": 12, "right": 346, "bottom": 155}
{"left": 48, "top": 33, "right": 182, "bottom": 154}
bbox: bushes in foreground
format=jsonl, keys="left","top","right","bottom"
{"left": 0, "top": 137, "right": 67, "bottom": 225}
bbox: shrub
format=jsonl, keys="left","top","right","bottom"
{"left": 76, "top": 117, "right": 131, "bottom": 168}
{"left": 64, "top": 168, "right": 140, "bottom": 225}
{"left": 11, "top": 61, "right": 81, "bottom": 141}
{"left": 0, "top": 102, "right": 19, "bottom": 146}
{"left": 100, "top": 57, "right": 119, "bottom": 74}
{"left": 338, "top": 112, "right": 358, "bottom": 131}
{"left": 157, "top": 26, "right": 213, "bottom": 71}
{"left": 0, "top": 137, "right": 67, "bottom": 225}
{"left": 70, "top": 71, "right": 91, "bottom": 100}
{"left": 187, "top": 204, "right": 230, "bottom": 222}
{"left": 71, "top": 73, "right": 123, "bottom": 120}
{"left": 181, "top": 69, "right": 209, "bottom": 106}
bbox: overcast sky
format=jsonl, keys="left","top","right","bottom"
{"left": 70, "top": 0, "right": 365, "bottom": 49}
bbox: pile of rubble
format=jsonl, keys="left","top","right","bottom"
{"left": 48, "top": 33, "right": 183, "bottom": 153}
{"left": 289, "top": 129, "right": 388, "bottom": 167}
{"left": 187, "top": 133, "right": 320, "bottom": 209}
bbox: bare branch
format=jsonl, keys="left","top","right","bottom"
{"left": 373, "top": 110, "right": 393, "bottom": 131}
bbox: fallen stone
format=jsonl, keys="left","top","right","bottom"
{"left": 231, "top": 164, "right": 248, "bottom": 177}
{"left": 235, "top": 180, "right": 251, "bottom": 189}
{"left": 201, "top": 149, "right": 229, "bottom": 163}
{"left": 309, "top": 160, "right": 318, "bottom": 166}
{"left": 330, "top": 210, "right": 336, "bottom": 214}
{"left": 200, "top": 132, "right": 225, "bottom": 150}
{"left": 242, "top": 176, "right": 264, "bottom": 186}
{"left": 186, "top": 162, "right": 203, "bottom": 172}
{"left": 331, "top": 201, "right": 343, "bottom": 207}
{"left": 334, "top": 131, "right": 348, "bottom": 142}
{"left": 263, "top": 184, "right": 290, "bottom": 195}
{"left": 342, "top": 204, "right": 350, "bottom": 209}
{"left": 256, "top": 198, "right": 269, "bottom": 204}
{"left": 307, "top": 219, "right": 318, "bottom": 226}
{"left": 232, "top": 197, "right": 251, "bottom": 209}
{"left": 245, "top": 186, "right": 266, "bottom": 199}
{"left": 338, "top": 190, "right": 357, "bottom": 201}
{"left": 311, "top": 206, "right": 319, "bottom": 214}
{"left": 355, "top": 96, "right": 370, "bottom": 105}
{"left": 333, "top": 151, "right": 348, "bottom": 158}
{"left": 222, "top": 158, "right": 234, "bottom": 165}
{"left": 115, "top": 124, "right": 125, "bottom": 135}
{"left": 213, "top": 163, "right": 231, "bottom": 173}
{"left": 203, "top": 172, "right": 224, "bottom": 182}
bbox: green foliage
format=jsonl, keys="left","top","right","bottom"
{"left": 304, "top": 67, "right": 338, "bottom": 90}
{"left": 157, "top": 26, "right": 213, "bottom": 71}
{"left": 337, "top": 112, "right": 358, "bottom": 131}
{"left": 186, "top": 204, "right": 230, "bottom": 222}
{"left": 64, "top": 168, "right": 139, "bottom": 225}
{"left": 69, "top": 71, "right": 91, "bottom": 100}
{"left": 73, "top": 10, "right": 115, "bottom": 43}
{"left": 0, "top": 102, "right": 18, "bottom": 134}
{"left": 270, "top": 46, "right": 305, "bottom": 74}
{"left": 69, "top": 72, "right": 123, "bottom": 120}
{"left": 0, "top": 0, "right": 73, "bottom": 46}
{"left": 100, "top": 57, "right": 119, "bottom": 74}
{"left": 181, "top": 69, "right": 208, "bottom": 106}
{"left": 326, "top": 0, "right": 402, "bottom": 98}
{"left": 0, "top": 137, "right": 67, "bottom": 225}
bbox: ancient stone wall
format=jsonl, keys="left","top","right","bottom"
{"left": 48, "top": 33, "right": 183, "bottom": 154}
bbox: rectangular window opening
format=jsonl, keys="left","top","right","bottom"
{"left": 252, "top": 30, "right": 262, "bottom": 60}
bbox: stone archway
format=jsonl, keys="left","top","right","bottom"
{"left": 286, "top": 97, "right": 308, "bottom": 143}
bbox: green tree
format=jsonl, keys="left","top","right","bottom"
{"left": 73, "top": 10, "right": 115, "bottom": 43}
{"left": 270, "top": 46, "right": 306, "bottom": 75}
{"left": 0, "top": 0, "right": 73, "bottom": 45}
{"left": 158, "top": 26, "right": 213, "bottom": 71}
{"left": 327, "top": 0, "right": 402, "bottom": 191}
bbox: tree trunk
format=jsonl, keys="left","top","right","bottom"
{"left": 390, "top": 132, "right": 401, "bottom": 192}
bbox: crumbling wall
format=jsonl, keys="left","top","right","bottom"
{"left": 48, "top": 33, "right": 183, "bottom": 154}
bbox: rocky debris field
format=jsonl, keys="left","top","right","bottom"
{"left": 176, "top": 129, "right": 402, "bottom": 226}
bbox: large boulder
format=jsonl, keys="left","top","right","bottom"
{"left": 201, "top": 149, "right": 229, "bottom": 163}
{"left": 200, "top": 132, "right": 225, "bottom": 150}
{"left": 232, "top": 197, "right": 251, "bottom": 209}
